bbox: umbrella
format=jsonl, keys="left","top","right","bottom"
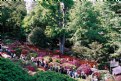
{"left": 112, "top": 66, "right": 121, "bottom": 75}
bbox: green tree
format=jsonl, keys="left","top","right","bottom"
{"left": 23, "top": 4, "right": 50, "bottom": 47}
{"left": 28, "top": 27, "right": 48, "bottom": 48}
{"left": 108, "top": 1, "right": 121, "bottom": 17}
{"left": 42, "top": 0, "right": 74, "bottom": 54}
{"left": 0, "top": 58, "right": 32, "bottom": 81}
{"left": 22, "top": 4, "right": 48, "bottom": 33}
{"left": 68, "top": 0, "right": 121, "bottom": 62}
{"left": 0, "top": 1, "right": 26, "bottom": 40}
{"left": 23, "top": 0, "right": 74, "bottom": 52}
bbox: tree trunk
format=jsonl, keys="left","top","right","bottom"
{"left": 58, "top": 2, "right": 65, "bottom": 54}
{"left": 59, "top": 34, "right": 65, "bottom": 54}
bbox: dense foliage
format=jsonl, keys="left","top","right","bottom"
{"left": 33, "top": 71, "right": 76, "bottom": 81}
{"left": 0, "top": 1, "right": 26, "bottom": 40}
{"left": 0, "top": 58, "right": 32, "bottom": 81}
{"left": 1, "top": 0, "right": 121, "bottom": 63}
{"left": 0, "top": 58, "right": 76, "bottom": 81}
{"left": 28, "top": 27, "right": 48, "bottom": 47}
{"left": 67, "top": 1, "right": 121, "bottom": 61}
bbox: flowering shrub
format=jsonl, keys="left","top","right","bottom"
{"left": 26, "top": 66, "right": 35, "bottom": 71}
{"left": 43, "top": 56, "right": 51, "bottom": 62}
{"left": 91, "top": 70, "right": 115, "bottom": 81}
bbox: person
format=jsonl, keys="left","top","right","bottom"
{"left": 59, "top": 66, "right": 64, "bottom": 73}
{"left": 81, "top": 71, "right": 87, "bottom": 79}
{"left": 20, "top": 54, "right": 24, "bottom": 60}
{"left": 63, "top": 67, "right": 67, "bottom": 74}
{"left": 92, "top": 75, "right": 98, "bottom": 81}
{"left": 37, "top": 58, "right": 40, "bottom": 67}
{"left": 49, "top": 65, "right": 53, "bottom": 71}
{"left": 119, "top": 58, "right": 121, "bottom": 63}
{"left": 55, "top": 65, "right": 59, "bottom": 72}
{"left": 67, "top": 69, "right": 71, "bottom": 76}
{"left": 31, "top": 57, "right": 34, "bottom": 62}
{"left": 6, "top": 49, "right": 11, "bottom": 56}
{"left": 43, "top": 62, "right": 48, "bottom": 71}
{"left": 0, "top": 44, "right": 2, "bottom": 52}
{"left": 74, "top": 71, "right": 78, "bottom": 78}
{"left": 69, "top": 70, "right": 72, "bottom": 77}
{"left": 41, "top": 60, "right": 45, "bottom": 67}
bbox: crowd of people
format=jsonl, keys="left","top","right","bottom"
{"left": 0, "top": 43, "right": 91, "bottom": 79}
{"left": 31, "top": 57, "right": 92, "bottom": 79}
{"left": 2, "top": 42, "right": 120, "bottom": 81}
{"left": 0, "top": 47, "right": 16, "bottom": 59}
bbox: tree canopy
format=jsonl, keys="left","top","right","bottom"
{"left": 1, "top": 0, "right": 121, "bottom": 62}
{"left": 67, "top": 0, "right": 121, "bottom": 61}
{"left": 0, "top": 1, "right": 26, "bottom": 40}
